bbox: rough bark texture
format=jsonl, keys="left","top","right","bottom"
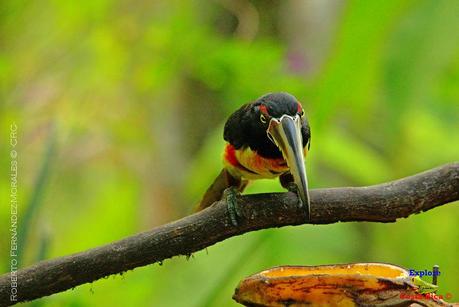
{"left": 0, "top": 163, "right": 458, "bottom": 306}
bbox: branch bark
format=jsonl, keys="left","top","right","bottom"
{"left": 1, "top": 163, "right": 458, "bottom": 306}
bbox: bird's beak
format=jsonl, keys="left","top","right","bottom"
{"left": 267, "top": 115, "right": 310, "bottom": 217}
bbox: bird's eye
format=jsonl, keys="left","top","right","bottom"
{"left": 260, "top": 114, "right": 267, "bottom": 123}
{"left": 299, "top": 109, "right": 304, "bottom": 117}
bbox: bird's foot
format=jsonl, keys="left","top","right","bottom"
{"left": 286, "top": 182, "right": 310, "bottom": 220}
{"left": 286, "top": 182, "right": 303, "bottom": 208}
{"left": 223, "top": 186, "right": 242, "bottom": 226}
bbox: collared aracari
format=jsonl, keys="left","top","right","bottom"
{"left": 196, "top": 92, "right": 311, "bottom": 223}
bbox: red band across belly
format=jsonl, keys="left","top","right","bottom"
{"left": 224, "top": 143, "right": 287, "bottom": 177}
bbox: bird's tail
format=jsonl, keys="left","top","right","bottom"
{"left": 194, "top": 169, "right": 247, "bottom": 212}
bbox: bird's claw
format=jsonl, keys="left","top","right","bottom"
{"left": 286, "top": 182, "right": 303, "bottom": 208}
{"left": 286, "top": 182, "right": 310, "bottom": 220}
{"left": 223, "top": 187, "right": 242, "bottom": 226}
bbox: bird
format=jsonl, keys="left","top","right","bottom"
{"left": 195, "top": 92, "right": 311, "bottom": 224}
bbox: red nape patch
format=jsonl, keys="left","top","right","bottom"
{"left": 259, "top": 104, "right": 268, "bottom": 115}
{"left": 224, "top": 144, "right": 240, "bottom": 167}
{"left": 297, "top": 103, "right": 303, "bottom": 113}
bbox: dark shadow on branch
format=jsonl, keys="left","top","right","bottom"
{"left": 1, "top": 163, "right": 458, "bottom": 306}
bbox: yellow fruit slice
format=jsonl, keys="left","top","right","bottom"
{"left": 233, "top": 263, "right": 451, "bottom": 307}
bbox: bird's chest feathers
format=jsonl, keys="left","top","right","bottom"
{"left": 223, "top": 144, "right": 288, "bottom": 180}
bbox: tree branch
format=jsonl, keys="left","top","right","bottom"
{"left": 1, "top": 163, "right": 458, "bottom": 306}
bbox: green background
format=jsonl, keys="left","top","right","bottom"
{"left": 1, "top": 0, "right": 459, "bottom": 306}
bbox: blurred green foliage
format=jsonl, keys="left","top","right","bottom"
{"left": 1, "top": 0, "right": 459, "bottom": 306}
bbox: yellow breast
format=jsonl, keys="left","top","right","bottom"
{"left": 223, "top": 144, "right": 289, "bottom": 180}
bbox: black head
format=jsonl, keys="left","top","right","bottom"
{"left": 255, "top": 93, "right": 303, "bottom": 118}
{"left": 224, "top": 92, "right": 311, "bottom": 159}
